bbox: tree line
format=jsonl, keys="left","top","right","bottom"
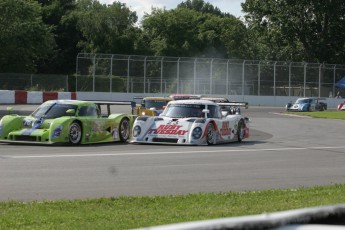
{"left": 1, "top": 0, "right": 344, "bottom": 75}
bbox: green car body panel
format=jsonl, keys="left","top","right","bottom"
{"left": 0, "top": 100, "right": 136, "bottom": 145}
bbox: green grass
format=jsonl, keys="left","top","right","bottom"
{"left": 286, "top": 110, "right": 345, "bottom": 119}
{"left": 1, "top": 184, "right": 345, "bottom": 229}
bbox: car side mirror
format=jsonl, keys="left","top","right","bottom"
{"left": 66, "top": 109, "right": 76, "bottom": 116}
{"left": 6, "top": 107, "right": 13, "bottom": 115}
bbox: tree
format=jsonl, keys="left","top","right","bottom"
{"left": 36, "top": 0, "right": 81, "bottom": 74}
{"left": 242, "top": 0, "right": 345, "bottom": 63}
{"left": 177, "top": 0, "right": 231, "bottom": 18}
{"left": 142, "top": 6, "right": 248, "bottom": 59}
{"left": 73, "top": 0, "right": 140, "bottom": 54}
{"left": 200, "top": 15, "right": 249, "bottom": 59}
{"left": 142, "top": 8, "right": 202, "bottom": 56}
{"left": 0, "top": 0, "right": 56, "bottom": 73}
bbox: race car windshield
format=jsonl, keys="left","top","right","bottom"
{"left": 296, "top": 99, "right": 312, "bottom": 104}
{"left": 143, "top": 100, "right": 169, "bottom": 109}
{"left": 161, "top": 104, "right": 205, "bottom": 118}
{"left": 31, "top": 103, "right": 78, "bottom": 119}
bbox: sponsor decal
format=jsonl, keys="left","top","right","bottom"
{"left": 90, "top": 121, "right": 103, "bottom": 133}
{"left": 148, "top": 124, "right": 188, "bottom": 135}
{"left": 220, "top": 121, "right": 231, "bottom": 136}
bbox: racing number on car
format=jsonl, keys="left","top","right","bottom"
{"left": 220, "top": 121, "right": 231, "bottom": 136}
{"left": 23, "top": 119, "right": 33, "bottom": 127}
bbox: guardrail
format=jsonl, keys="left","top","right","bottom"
{"left": 137, "top": 204, "right": 345, "bottom": 230}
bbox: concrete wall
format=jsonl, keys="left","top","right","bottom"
{"left": 77, "top": 92, "right": 344, "bottom": 109}
{"left": 0, "top": 90, "right": 76, "bottom": 104}
{"left": 1, "top": 90, "right": 344, "bottom": 109}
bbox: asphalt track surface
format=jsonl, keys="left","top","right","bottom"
{"left": 0, "top": 105, "right": 345, "bottom": 201}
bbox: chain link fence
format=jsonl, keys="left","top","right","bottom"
{"left": 2, "top": 54, "right": 345, "bottom": 98}
{"left": 76, "top": 53, "right": 345, "bottom": 98}
{"left": 0, "top": 73, "right": 70, "bottom": 91}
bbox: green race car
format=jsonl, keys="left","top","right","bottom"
{"left": 0, "top": 100, "right": 136, "bottom": 145}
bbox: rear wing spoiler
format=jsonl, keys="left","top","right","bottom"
{"left": 85, "top": 101, "right": 133, "bottom": 116}
{"left": 169, "top": 94, "right": 203, "bottom": 100}
{"left": 217, "top": 102, "right": 249, "bottom": 109}
{"left": 133, "top": 96, "right": 144, "bottom": 100}
{"left": 90, "top": 101, "right": 132, "bottom": 106}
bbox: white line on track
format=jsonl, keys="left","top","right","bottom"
{"left": 270, "top": 112, "right": 312, "bottom": 118}
{"left": 3, "top": 145, "right": 345, "bottom": 159}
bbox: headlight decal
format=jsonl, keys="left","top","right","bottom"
{"left": 192, "top": 127, "right": 202, "bottom": 139}
{"left": 51, "top": 125, "right": 63, "bottom": 139}
{"left": 133, "top": 125, "right": 141, "bottom": 137}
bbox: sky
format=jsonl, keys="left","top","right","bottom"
{"left": 99, "top": 0, "right": 245, "bottom": 22}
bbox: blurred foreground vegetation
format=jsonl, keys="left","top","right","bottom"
{"left": 1, "top": 184, "right": 345, "bottom": 229}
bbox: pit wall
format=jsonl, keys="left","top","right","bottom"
{"left": 0, "top": 90, "right": 343, "bottom": 109}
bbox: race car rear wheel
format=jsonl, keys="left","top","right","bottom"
{"left": 237, "top": 119, "right": 245, "bottom": 142}
{"left": 119, "top": 118, "right": 130, "bottom": 142}
{"left": 69, "top": 121, "right": 82, "bottom": 144}
{"left": 206, "top": 123, "right": 216, "bottom": 145}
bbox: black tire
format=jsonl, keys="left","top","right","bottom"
{"left": 206, "top": 123, "right": 215, "bottom": 145}
{"left": 69, "top": 122, "right": 82, "bottom": 144}
{"left": 237, "top": 119, "right": 245, "bottom": 142}
{"left": 119, "top": 118, "right": 130, "bottom": 142}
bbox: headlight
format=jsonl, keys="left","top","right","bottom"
{"left": 192, "top": 127, "right": 202, "bottom": 139}
{"left": 133, "top": 125, "right": 141, "bottom": 137}
{"left": 51, "top": 125, "right": 63, "bottom": 139}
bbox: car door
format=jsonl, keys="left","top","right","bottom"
{"left": 78, "top": 105, "right": 111, "bottom": 142}
{"left": 309, "top": 99, "right": 316, "bottom": 111}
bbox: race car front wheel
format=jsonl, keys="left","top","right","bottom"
{"left": 69, "top": 122, "right": 82, "bottom": 144}
{"left": 206, "top": 123, "right": 216, "bottom": 145}
{"left": 119, "top": 118, "right": 130, "bottom": 142}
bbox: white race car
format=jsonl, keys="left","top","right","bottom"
{"left": 337, "top": 101, "right": 345, "bottom": 110}
{"left": 130, "top": 100, "right": 249, "bottom": 145}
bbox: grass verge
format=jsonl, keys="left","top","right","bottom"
{"left": 286, "top": 110, "right": 345, "bottom": 119}
{"left": 1, "top": 184, "right": 345, "bottom": 229}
